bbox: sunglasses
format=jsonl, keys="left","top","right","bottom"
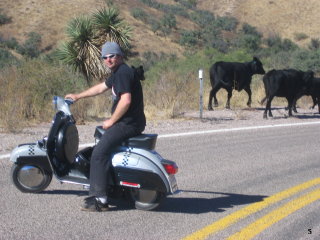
{"left": 102, "top": 54, "right": 116, "bottom": 60}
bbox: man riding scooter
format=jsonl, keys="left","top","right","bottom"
{"left": 65, "top": 42, "right": 146, "bottom": 212}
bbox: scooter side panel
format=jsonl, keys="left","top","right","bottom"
{"left": 112, "top": 147, "right": 177, "bottom": 194}
{"left": 130, "top": 148, "right": 179, "bottom": 194}
{"left": 113, "top": 166, "right": 167, "bottom": 192}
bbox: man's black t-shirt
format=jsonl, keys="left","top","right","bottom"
{"left": 105, "top": 63, "right": 146, "bottom": 130}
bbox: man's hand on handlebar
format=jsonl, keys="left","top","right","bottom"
{"left": 65, "top": 94, "right": 79, "bottom": 102}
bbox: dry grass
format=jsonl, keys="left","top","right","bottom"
{"left": 0, "top": 67, "right": 26, "bottom": 132}
{"left": 0, "top": 59, "right": 92, "bottom": 132}
{"left": 144, "top": 70, "right": 199, "bottom": 119}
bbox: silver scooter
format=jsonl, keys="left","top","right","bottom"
{"left": 10, "top": 96, "right": 179, "bottom": 211}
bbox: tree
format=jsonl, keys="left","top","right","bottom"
{"left": 56, "top": 7, "right": 131, "bottom": 83}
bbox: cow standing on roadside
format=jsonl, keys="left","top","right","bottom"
{"left": 262, "top": 69, "right": 314, "bottom": 118}
{"left": 208, "top": 57, "right": 265, "bottom": 111}
{"left": 292, "top": 77, "right": 320, "bottom": 114}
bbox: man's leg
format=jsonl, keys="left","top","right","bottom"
{"left": 81, "top": 123, "right": 140, "bottom": 211}
{"left": 89, "top": 122, "right": 140, "bottom": 197}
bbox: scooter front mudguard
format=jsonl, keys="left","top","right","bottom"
{"left": 10, "top": 143, "right": 52, "bottom": 173}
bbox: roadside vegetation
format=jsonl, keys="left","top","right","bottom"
{"left": 1, "top": 1, "right": 320, "bottom": 132}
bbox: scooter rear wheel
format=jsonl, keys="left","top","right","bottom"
{"left": 11, "top": 164, "right": 52, "bottom": 193}
{"left": 127, "top": 188, "right": 165, "bottom": 211}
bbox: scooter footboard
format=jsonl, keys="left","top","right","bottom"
{"left": 113, "top": 166, "right": 167, "bottom": 193}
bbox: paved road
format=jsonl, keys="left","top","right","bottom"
{"left": 0, "top": 123, "right": 320, "bottom": 240}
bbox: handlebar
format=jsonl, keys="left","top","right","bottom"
{"left": 64, "top": 98, "right": 74, "bottom": 105}
{"left": 53, "top": 96, "right": 73, "bottom": 115}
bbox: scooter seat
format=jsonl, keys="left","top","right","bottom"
{"left": 94, "top": 126, "right": 158, "bottom": 150}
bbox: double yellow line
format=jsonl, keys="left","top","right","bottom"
{"left": 183, "top": 178, "right": 320, "bottom": 240}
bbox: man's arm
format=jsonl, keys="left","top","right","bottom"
{"left": 65, "top": 82, "right": 109, "bottom": 101}
{"left": 103, "top": 92, "right": 131, "bottom": 129}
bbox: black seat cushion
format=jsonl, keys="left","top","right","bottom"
{"left": 94, "top": 126, "right": 157, "bottom": 150}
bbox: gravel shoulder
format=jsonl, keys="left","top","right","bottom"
{"left": 1, "top": 106, "right": 320, "bottom": 155}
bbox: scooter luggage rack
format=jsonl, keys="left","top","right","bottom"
{"left": 94, "top": 126, "right": 158, "bottom": 150}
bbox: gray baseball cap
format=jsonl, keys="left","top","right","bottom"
{"left": 101, "top": 42, "right": 124, "bottom": 57}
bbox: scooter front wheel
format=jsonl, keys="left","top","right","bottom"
{"left": 11, "top": 164, "right": 52, "bottom": 193}
{"left": 127, "top": 188, "right": 165, "bottom": 211}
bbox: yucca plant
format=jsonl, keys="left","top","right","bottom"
{"left": 93, "top": 7, "right": 132, "bottom": 49}
{"left": 57, "top": 7, "right": 131, "bottom": 83}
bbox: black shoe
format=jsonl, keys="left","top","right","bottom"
{"left": 81, "top": 196, "right": 109, "bottom": 212}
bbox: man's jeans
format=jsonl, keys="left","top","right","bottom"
{"left": 89, "top": 122, "right": 142, "bottom": 197}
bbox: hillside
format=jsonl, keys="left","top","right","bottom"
{"left": 233, "top": 0, "right": 320, "bottom": 45}
{"left": 1, "top": 0, "right": 320, "bottom": 56}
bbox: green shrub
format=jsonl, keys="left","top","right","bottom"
{"left": 3, "top": 37, "right": 19, "bottom": 49}
{"left": 0, "top": 48, "right": 19, "bottom": 68}
{"left": 289, "top": 48, "right": 320, "bottom": 72}
{"left": 281, "top": 39, "right": 298, "bottom": 51}
{"left": 241, "top": 23, "right": 262, "bottom": 38}
{"left": 175, "top": 0, "right": 197, "bottom": 9}
{"left": 214, "top": 16, "right": 238, "bottom": 32}
{"left": 211, "top": 38, "right": 230, "bottom": 53}
{"left": 294, "top": 32, "right": 308, "bottom": 41}
{"left": 160, "top": 14, "right": 177, "bottom": 29}
{"left": 264, "top": 34, "right": 282, "bottom": 48}
{"left": 266, "top": 51, "right": 292, "bottom": 69}
{"left": 179, "top": 30, "right": 199, "bottom": 47}
{"left": 131, "top": 8, "right": 149, "bottom": 22}
{"left": 0, "top": 9, "right": 11, "bottom": 25}
{"left": 308, "top": 38, "right": 320, "bottom": 50}
{"left": 140, "top": 0, "right": 189, "bottom": 18}
{"left": 190, "top": 10, "right": 215, "bottom": 28}
{"left": 235, "top": 34, "right": 262, "bottom": 52}
{"left": 264, "top": 35, "right": 298, "bottom": 54}
{"left": 17, "top": 32, "right": 42, "bottom": 58}
{"left": 150, "top": 19, "right": 161, "bottom": 33}
{"left": 200, "top": 28, "right": 222, "bottom": 47}
{"left": 141, "top": 51, "right": 176, "bottom": 72}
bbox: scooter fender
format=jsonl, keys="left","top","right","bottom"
{"left": 10, "top": 143, "right": 52, "bottom": 173}
{"left": 112, "top": 146, "right": 174, "bottom": 194}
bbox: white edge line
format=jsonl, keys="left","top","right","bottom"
{"left": 158, "top": 121, "right": 320, "bottom": 138}
{"left": 1, "top": 121, "right": 320, "bottom": 160}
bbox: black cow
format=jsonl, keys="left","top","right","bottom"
{"left": 132, "top": 65, "right": 145, "bottom": 81}
{"left": 262, "top": 69, "right": 314, "bottom": 119}
{"left": 208, "top": 57, "right": 265, "bottom": 110}
{"left": 292, "top": 77, "right": 320, "bottom": 114}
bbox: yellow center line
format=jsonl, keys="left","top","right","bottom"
{"left": 228, "top": 188, "right": 320, "bottom": 240}
{"left": 182, "top": 178, "right": 320, "bottom": 240}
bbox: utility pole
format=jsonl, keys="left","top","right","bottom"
{"left": 199, "top": 69, "right": 203, "bottom": 119}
